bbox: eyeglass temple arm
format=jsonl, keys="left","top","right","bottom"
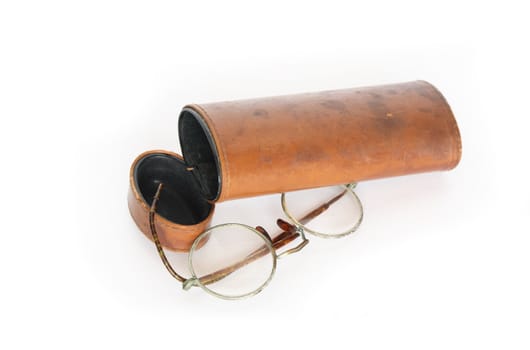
{"left": 146, "top": 182, "right": 303, "bottom": 287}
{"left": 196, "top": 185, "right": 353, "bottom": 285}
{"left": 296, "top": 187, "right": 349, "bottom": 226}
{"left": 149, "top": 183, "right": 187, "bottom": 283}
{"left": 196, "top": 226, "right": 301, "bottom": 286}
{"left": 148, "top": 182, "right": 356, "bottom": 287}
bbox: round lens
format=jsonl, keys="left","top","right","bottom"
{"left": 281, "top": 184, "right": 363, "bottom": 238}
{"left": 189, "top": 223, "right": 276, "bottom": 299}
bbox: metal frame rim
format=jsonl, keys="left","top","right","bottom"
{"left": 281, "top": 184, "right": 364, "bottom": 239}
{"left": 188, "top": 222, "right": 278, "bottom": 300}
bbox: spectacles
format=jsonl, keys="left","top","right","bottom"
{"left": 149, "top": 182, "right": 363, "bottom": 300}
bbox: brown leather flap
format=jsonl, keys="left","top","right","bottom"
{"left": 128, "top": 150, "right": 214, "bottom": 251}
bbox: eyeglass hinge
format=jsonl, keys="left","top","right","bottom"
{"left": 346, "top": 182, "right": 357, "bottom": 190}
{"left": 182, "top": 277, "right": 199, "bottom": 291}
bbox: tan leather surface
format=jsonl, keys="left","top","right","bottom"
{"left": 128, "top": 150, "right": 214, "bottom": 251}
{"left": 185, "top": 80, "right": 462, "bottom": 201}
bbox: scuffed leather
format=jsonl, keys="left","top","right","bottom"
{"left": 180, "top": 81, "right": 462, "bottom": 202}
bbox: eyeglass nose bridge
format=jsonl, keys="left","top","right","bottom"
{"left": 277, "top": 225, "right": 309, "bottom": 259}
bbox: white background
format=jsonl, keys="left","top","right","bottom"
{"left": 1, "top": 1, "right": 529, "bottom": 349}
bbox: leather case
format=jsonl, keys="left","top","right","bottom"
{"left": 129, "top": 80, "right": 462, "bottom": 251}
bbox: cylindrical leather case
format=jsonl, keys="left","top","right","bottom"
{"left": 179, "top": 80, "right": 462, "bottom": 202}
{"left": 129, "top": 80, "right": 461, "bottom": 251}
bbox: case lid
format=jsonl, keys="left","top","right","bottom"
{"left": 128, "top": 150, "right": 215, "bottom": 251}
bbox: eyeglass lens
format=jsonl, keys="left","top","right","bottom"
{"left": 282, "top": 185, "right": 363, "bottom": 237}
{"left": 189, "top": 224, "right": 276, "bottom": 299}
